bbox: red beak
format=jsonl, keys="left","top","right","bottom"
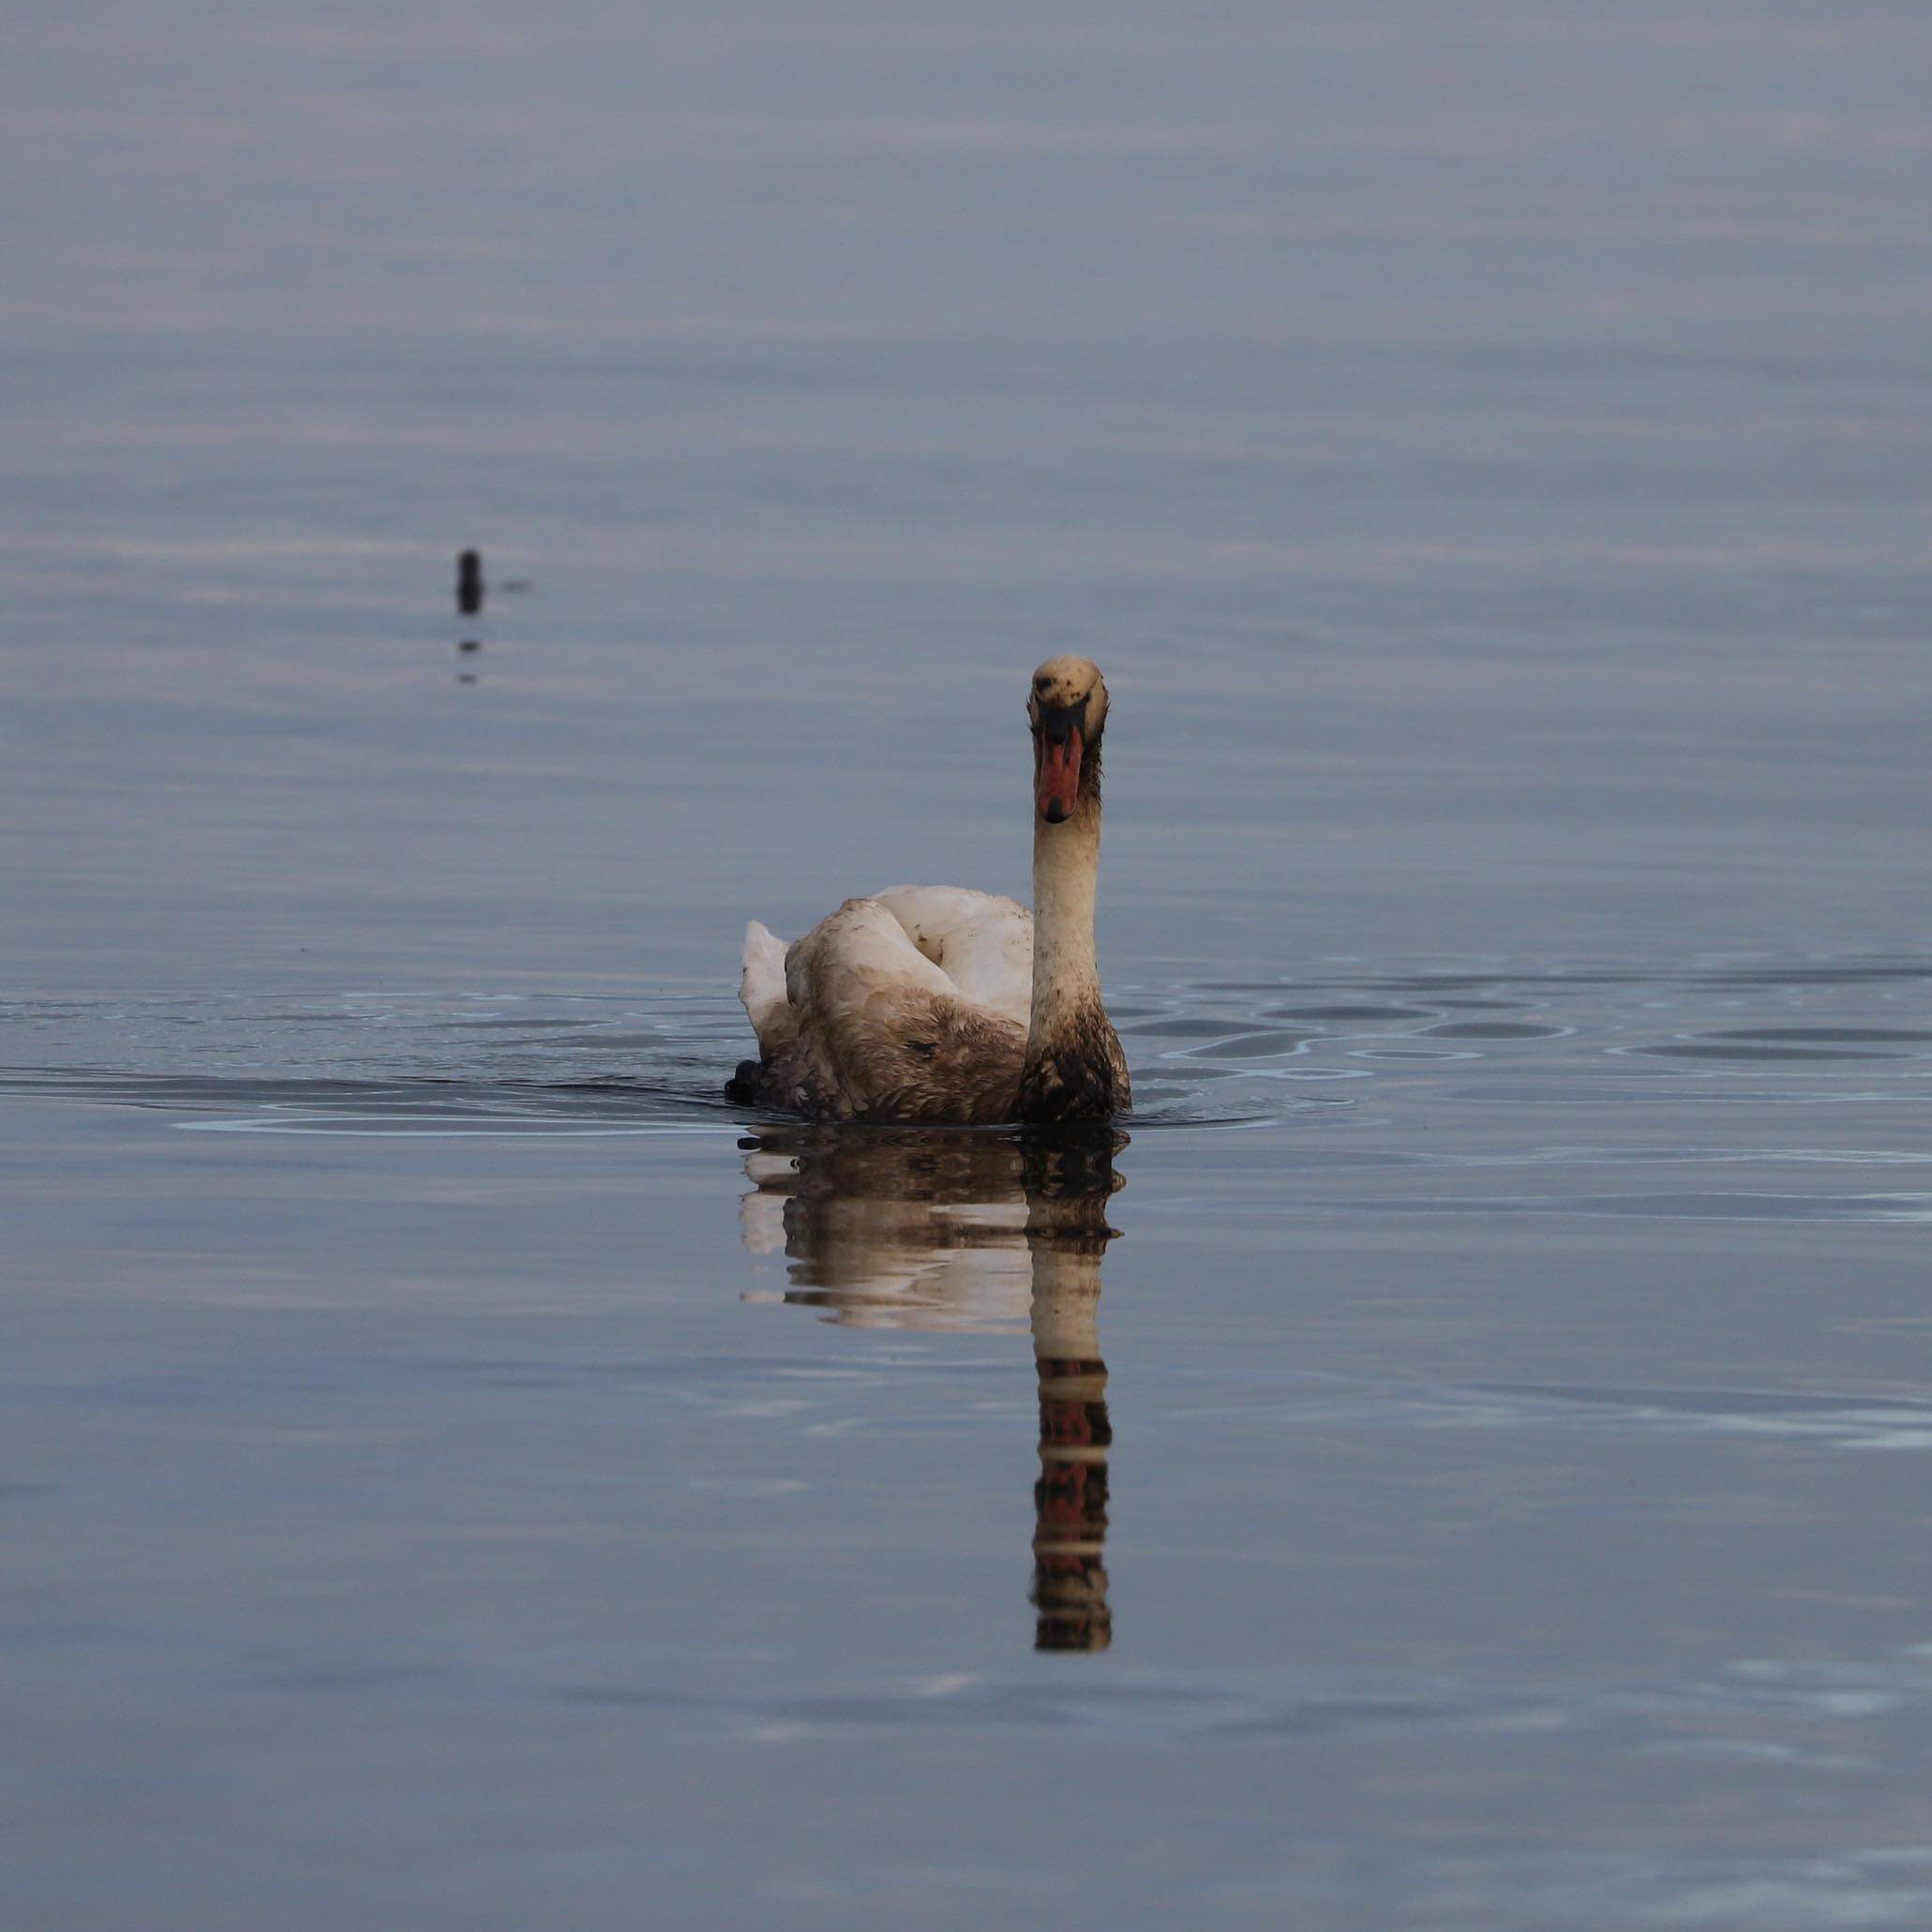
{"left": 1037, "top": 728, "right": 1083, "bottom": 823}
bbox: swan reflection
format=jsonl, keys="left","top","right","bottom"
{"left": 739, "top": 1128, "right": 1124, "bottom": 1651}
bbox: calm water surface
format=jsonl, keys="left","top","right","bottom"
{"left": 4, "top": 2, "right": 1932, "bottom": 1928}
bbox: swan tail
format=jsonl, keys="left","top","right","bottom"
{"left": 740, "top": 920, "right": 793, "bottom": 1058}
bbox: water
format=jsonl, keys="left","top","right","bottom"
{"left": 5, "top": 2, "right": 1931, "bottom": 1926}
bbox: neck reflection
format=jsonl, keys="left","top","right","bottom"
{"left": 739, "top": 1127, "right": 1124, "bottom": 1652}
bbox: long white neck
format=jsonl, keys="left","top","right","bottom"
{"left": 1028, "top": 801, "right": 1102, "bottom": 1049}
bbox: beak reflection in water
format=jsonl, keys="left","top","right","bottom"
{"left": 739, "top": 1127, "right": 1125, "bottom": 1653}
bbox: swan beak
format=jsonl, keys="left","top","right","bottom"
{"left": 1037, "top": 726, "right": 1083, "bottom": 823}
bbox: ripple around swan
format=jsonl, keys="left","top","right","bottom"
{"left": 0, "top": 992, "right": 1291, "bottom": 1134}
{"left": 1, "top": 956, "right": 1927, "bottom": 1137}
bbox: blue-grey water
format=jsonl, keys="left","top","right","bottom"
{"left": 5, "top": 3, "right": 1931, "bottom": 1927}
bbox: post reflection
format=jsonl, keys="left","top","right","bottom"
{"left": 739, "top": 1127, "right": 1125, "bottom": 1651}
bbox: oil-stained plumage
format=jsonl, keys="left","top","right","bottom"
{"left": 729, "top": 656, "right": 1130, "bottom": 1124}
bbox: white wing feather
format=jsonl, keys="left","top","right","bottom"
{"left": 737, "top": 887, "right": 1034, "bottom": 1117}
{"left": 872, "top": 885, "right": 1032, "bottom": 1028}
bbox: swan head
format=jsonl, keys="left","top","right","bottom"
{"left": 1027, "top": 656, "right": 1108, "bottom": 825}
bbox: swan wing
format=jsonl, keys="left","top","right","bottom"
{"left": 762, "top": 895, "right": 1024, "bottom": 1120}
{"left": 740, "top": 920, "right": 793, "bottom": 1057}
{"left": 872, "top": 885, "right": 1032, "bottom": 1029}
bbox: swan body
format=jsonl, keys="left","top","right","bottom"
{"left": 730, "top": 658, "right": 1130, "bottom": 1124}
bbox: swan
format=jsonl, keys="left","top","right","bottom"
{"left": 727, "top": 656, "right": 1131, "bottom": 1124}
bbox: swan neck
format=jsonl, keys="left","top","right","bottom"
{"left": 1029, "top": 802, "right": 1101, "bottom": 1041}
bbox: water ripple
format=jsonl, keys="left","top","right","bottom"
{"left": 1, "top": 955, "right": 1926, "bottom": 1140}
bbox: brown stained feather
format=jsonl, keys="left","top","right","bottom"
{"left": 743, "top": 993, "right": 1026, "bottom": 1122}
